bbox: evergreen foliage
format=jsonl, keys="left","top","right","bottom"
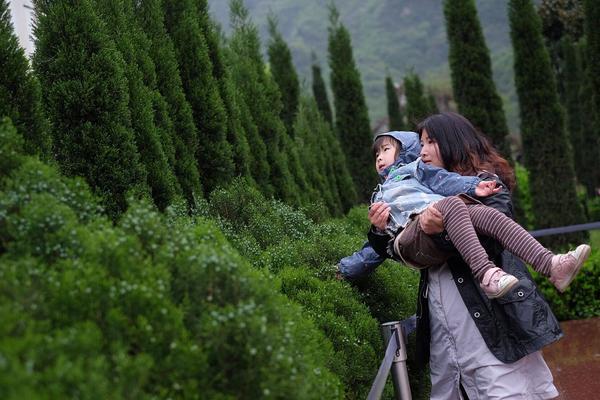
{"left": 94, "top": 0, "right": 178, "bottom": 211}
{"left": 327, "top": 4, "right": 371, "bottom": 203}
{"left": 294, "top": 96, "right": 343, "bottom": 215}
{"left": 509, "top": 0, "right": 586, "bottom": 247}
{"left": 0, "top": 0, "right": 50, "bottom": 158}
{"left": 403, "top": 72, "right": 430, "bottom": 129}
{"left": 385, "top": 75, "right": 404, "bottom": 131}
{"left": 444, "top": 0, "right": 511, "bottom": 156}
{"left": 32, "top": 0, "right": 146, "bottom": 219}
{"left": 135, "top": 0, "right": 203, "bottom": 206}
{"left": 227, "top": 0, "right": 300, "bottom": 205}
{"left": 163, "top": 0, "right": 234, "bottom": 195}
{"left": 267, "top": 14, "right": 300, "bottom": 136}
{"left": 311, "top": 55, "right": 334, "bottom": 125}
{"left": 562, "top": 39, "right": 586, "bottom": 192}
{"left": 582, "top": 0, "right": 600, "bottom": 192}
{"left": 0, "top": 120, "right": 344, "bottom": 398}
{"left": 196, "top": 0, "right": 254, "bottom": 183}
{"left": 577, "top": 40, "right": 600, "bottom": 197}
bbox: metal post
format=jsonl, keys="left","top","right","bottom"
{"left": 381, "top": 321, "right": 412, "bottom": 400}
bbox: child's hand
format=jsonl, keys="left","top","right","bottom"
{"left": 475, "top": 180, "right": 501, "bottom": 197}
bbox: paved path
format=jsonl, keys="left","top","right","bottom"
{"left": 542, "top": 317, "right": 600, "bottom": 399}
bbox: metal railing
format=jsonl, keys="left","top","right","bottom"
{"left": 367, "top": 318, "right": 415, "bottom": 400}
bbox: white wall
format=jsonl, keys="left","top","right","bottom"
{"left": 8, "top": 0, "right": 34, "bottom": 57}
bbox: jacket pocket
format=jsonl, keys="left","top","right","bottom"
{"left": 495, "top": 279, "right": 550, "bottom": 345}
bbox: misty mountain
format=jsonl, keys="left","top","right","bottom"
{"left": 208, "top": 0, "right": 519, "bottom": 132}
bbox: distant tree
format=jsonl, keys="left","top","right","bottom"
{"left": 582, "top": 0, "right": 600, "bottom": 192}
{"left": 426, "top": 91, "right": 439, "bottom": 116}
{"left": 311, "top": 54, "right": 333, "bottom": 125}
{"left": 94, "top": 0, "right": 177, "bottom": 211}
{"left": 135, "top": 0, "right": 202, "bottom": 205}
{"left": 33, "top": 0, "right": 146, "bottom": 218}
{"left": 444, "top": 0, "right": 510, "bottom": 156}
{"left": 385, "top": 75, "right": 404, "bottom": 131}
{"left": 228, "top": 0, "right": 300, "bottom": 205}
{"left": 163, "top": 0, "right": 234, "bottom": 195}
{"left": 196, "top": 0, "right": 254, "bottom": 184}
{"left": 327, "top": 3, "right": 370, "bottom": 203}
{"left": 267, "top": 14, "right": 300, "bottom": 136}
{"left": 403, "top": 72, "right": 429, "bottom": 128}
{"left": 562, "top": 38, "right": 586, "bottom": 192}
{"left": 0, "top": 0, "right": 50, "bottom": 158}
{"left": 539, "top": 0, "right": 584, "bottom": 98}
{"left": 509, "top": 0, "right": 586, "bottom": 246}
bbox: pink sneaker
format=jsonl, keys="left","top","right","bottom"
{"left": 480, "top": 267, "right": 519, "bottom": 299}
{"left": 549, "top": 244, "right": 591, "bottom": 293}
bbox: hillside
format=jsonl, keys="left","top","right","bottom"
{"left": 208, "top": 0, "right": 519, "bottom": 132}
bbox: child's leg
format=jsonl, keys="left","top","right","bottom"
{"left": 431, "top": 197, "right": 505, "bottom": 281}
{"left": 466, "top": 204, "right": 553, "bottom": 275}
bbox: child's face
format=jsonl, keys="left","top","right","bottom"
{"left": 420, "top": 129, "right": 443, "bottom": 168}
{"left": 375, "top": 139, "right": 398, "bottom": 173}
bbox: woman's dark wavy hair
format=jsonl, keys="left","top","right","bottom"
{"left": 416, "top": 112, "right": 516, "bottom": 190}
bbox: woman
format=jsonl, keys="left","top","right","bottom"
{"left": 367, "top": 112, "right": 560, "bottom": 399}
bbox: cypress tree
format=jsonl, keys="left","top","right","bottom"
{"left": 196, "top": 0, "right": 254, "bottom": 184}
{"left": 163, "top": 0, "right": 234, "bottom": 195}
{"left": 327, "top": 4, "right": 370, "bottom": 203}
{"left": 562, "top": 38, "right": 586, "bottom": 192}
{"left": 294, "top": 97, "right": 339, "bottom": 215}
{"left": 577, "top": 40, "right": 600, "bottom": 196}
{"left": 228, "top": 0, "right": 300, "bottom": 205}
{"left": 582, "top": 0, "right": 600, "bottom": 192}
{"left": 0, "top": 0, "right": 50, "bottom": 158}
{"left": 32, "top": 0, "right": 146, "bottom": 218}
{"left": 135, "top": 0, "right": 202, "bottom": 205}
{"left": 223, "top": 42, "right": 273, "bottom": 197}
{"left": 94, "top": 0, "right": 177, "bottom": 211}
{"left": 444, "top": 0, "right": 510, "bottom": 156}
{"left": 267, "top": 14, "right": 300, "bottom": 136}
{"left": 403, "top": 72, "right": 429, "bottom": 128}
{"left": 311, "top": 54, "right": 333, "bottom": 125}
{"left": 509, "top": 0, "right": 586, "bottom": 246}
{"left": 385, "top": 75, "right": 404, "bottom": 131}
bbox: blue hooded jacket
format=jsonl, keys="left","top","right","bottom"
{"left": 372, "top": 131, "right": 481, "bottom": 232}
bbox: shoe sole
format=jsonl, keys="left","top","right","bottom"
{"left": 556, "top": 244, "right": 591, "bottom": 293}
{"left": 485, "top": 276, "right": 519, "bottom": 299}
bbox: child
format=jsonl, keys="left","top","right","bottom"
{"left": 371, "top": 131, "right": 590, "bottom": 298}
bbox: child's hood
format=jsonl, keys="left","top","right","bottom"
{"left": 374, "top": 131, "right": 421, "bottom": 177}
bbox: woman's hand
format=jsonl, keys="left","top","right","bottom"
{"left": 419, "top": 205, "right": 444, "bottom": 234}
{"left": 368, "top": 202, "right": 390, "bottom": 231}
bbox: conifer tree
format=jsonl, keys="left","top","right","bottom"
{"left": 196, "top": 0, "right": 254, "bottom": 184}
{"left": 562, "top": 38, "right": 586, "bottom": 191}
{"left": 267, "top": 15, "right": 300, "bottom": 136}
{"left": 33, "top": 0, "right": 146, "bottom": 218}
{"left": 0, "top": 0, "right": 50, "bottom": 158}
{"left": 577, "top": 40, "right": 599, "bottom": 196}
{"left": 385, "top": 75, "right": 404, "bottom": 131}
{"left": 403, "top": 72, "right": 430, "bottom": 128}
{"left": 311, "top": 54, "right": 333, "bottom": 125}
{"left": 94, "top": 0, "right": 177, "bottom": 211}
{"left": 444, "top": 0, "right": 510, "bottom": 155}
{"left": 509, "top": 0, "right": 586, "bottom": 246}
{"left": 135, "top": 0, "right": 202, "bottom": 205}
{"left": 163, "top": 0, "right": 234, "bottom": 195}
{"left": 582, "top": 0, "right": 600, "bottom": 192}
{"left": 228, "top": 0, "right": 300, "bottom": 204}
{"left": 327, "top": 4, "right": 370, "bottom": 203}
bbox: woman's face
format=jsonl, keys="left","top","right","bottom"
{"left": 420, "top": 129, "right": 444, "bottom": 168}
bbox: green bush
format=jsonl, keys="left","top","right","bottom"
{"left": 532, "top": 247, "right": 600, "bottom": 320}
